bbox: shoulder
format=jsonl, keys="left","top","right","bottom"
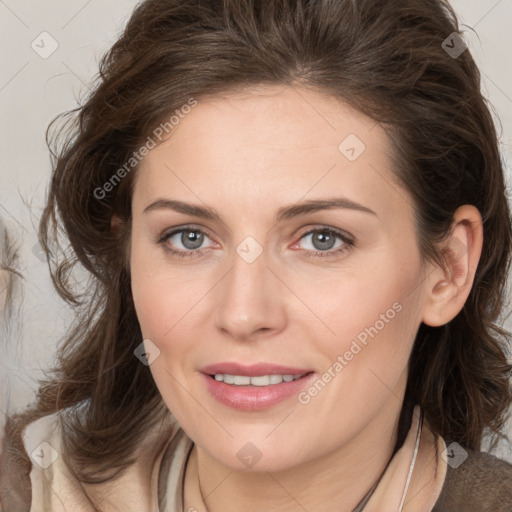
{"left": 0, "top": 412, "right": 63, "bottom": 512}
{"left": 2, "top": 410, "right": 184, "bottom": 512}
{"left": 16, "top": 412, "right": 96, "bottom": 512}
{"left": 0, "top": 413, "right": 34, "bottom": 512}
{"left": 433, "top": 445, "right": 512, "bottom": 512}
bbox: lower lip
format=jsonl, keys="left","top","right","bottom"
{"left": 201, "top": 372, "right": 316, "bottom": 411}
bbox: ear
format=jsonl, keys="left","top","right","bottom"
{"left": 421, "top": 205, "right": 483, "bottom": 327}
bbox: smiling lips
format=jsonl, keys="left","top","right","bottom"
{"left": 200, "top": 362, "right": 314, "bottom": 376}
{"left": 200, "top": 362, "right": 316, "bottom": 411}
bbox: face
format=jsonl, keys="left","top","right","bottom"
{"left": 130, "top": 84, "right": 432, "bottom": 472}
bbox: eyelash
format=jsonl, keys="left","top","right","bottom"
{"left": 157, "top": 225, "right": 354, "bottom": 260}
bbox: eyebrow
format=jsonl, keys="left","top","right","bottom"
{"left": 142, "top": 197, "right": 377, "bottom": 221}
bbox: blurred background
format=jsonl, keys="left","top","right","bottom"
{"left": 1, "top": 0, "right": 512, "bottom": 459}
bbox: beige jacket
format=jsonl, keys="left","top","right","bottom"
{"left": 2, "top": 411, "right": 512, "bottom": 511}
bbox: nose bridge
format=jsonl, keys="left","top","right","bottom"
{"left": 213, "top": 236, "right": 286, "bottom": 339}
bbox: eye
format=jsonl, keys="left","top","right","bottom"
{"left": 292, "top": 227, "right": 354, "bottom": 258}
{"left": 157, "top": 225, "right": 354, "bottom": 260}
{"left": 158, "top": 226, "right": 216, "bottom": 258}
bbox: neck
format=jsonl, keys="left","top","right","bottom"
{"left": 184, "top": 394, "right": 405, "bottom": 512}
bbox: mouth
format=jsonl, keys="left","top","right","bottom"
{"left": 201, "top": 371, "right": 317, "bottom": 411}
{"left": 206, "top": 371, "right": 315, "bottom": 387}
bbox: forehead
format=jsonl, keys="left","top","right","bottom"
{"left": 145, "top": 84, "right": 386, "bottom": 163}
{"left": 133, "top": 85, "right": 410, "bottom": 225}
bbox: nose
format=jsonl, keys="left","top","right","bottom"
{"left": 213, "top": 243, "right": 287, "bottom": 341}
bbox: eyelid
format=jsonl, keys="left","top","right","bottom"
{"left": 290, "top": 227, "right": 354, "bottom": 260}
{"left": 292, "top": 225, "right": 354, "bottom": 245}
{"left": 157, "top": 223, "right": 355, "bottom": 258}
{"left": 157, "top": 224, "right": 216, "bottom": 244}
{"left": 158, "top": 224, "right": 353, "bottom": 244}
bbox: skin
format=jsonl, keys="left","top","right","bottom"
{"left": 128, "top": 84, "right": 483, "bottom": 512}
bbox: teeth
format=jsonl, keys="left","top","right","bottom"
{"left": 214, "top": 373, "right": 306, "bottom": 386}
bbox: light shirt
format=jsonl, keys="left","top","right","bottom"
{"left": 20, "top": 408, "right": 446, "bottom": 511}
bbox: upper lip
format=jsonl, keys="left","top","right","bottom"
{"left": 200, "top": 362, "right": 314, "bottom": 377}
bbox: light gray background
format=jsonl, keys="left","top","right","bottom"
{"left": 1, "top": 0, "right": 512, "bottom": 459}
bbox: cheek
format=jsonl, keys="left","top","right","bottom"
{"left": 295, "top": 278, "right": 422, "bottom": 436}
{"left": 132, "top": 277, "right": 213, "bottom": 347}
{"left": 130, "top": 236, "right": 203, "bottom": 339}
{"left": 309, "top": 253, "right": 424, "bottom": 385}
{"left": 130, "top": 245, "right": 161, "bottom": 339}
{"left": 309, "top": 257, "right": 419, "bottom": 341}
{"left": 129, "top": 244, "right": 200, "bottom": 414}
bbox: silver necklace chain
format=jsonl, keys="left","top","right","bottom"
{"left": 167, "top": 410, "right": 424, "bottom": 512}
{"left": 352, "top": 409, "right": 424, "bottom": 512}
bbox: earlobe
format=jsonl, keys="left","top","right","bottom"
{"left": 421, "top": 205, "right": 483, "bottom": 327}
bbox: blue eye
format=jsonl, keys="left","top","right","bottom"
{"left": 157, "top": 225, "right": 354, "bottom": 260}
{"left": 295, "top": 228, "right": 354, "bottom": 258}
{"left": 159, "top": 226, "right": 214, "bottom": 258}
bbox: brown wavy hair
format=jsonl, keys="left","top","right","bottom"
{"left": 2, "top": 0, "right": 511, "bottom": 501}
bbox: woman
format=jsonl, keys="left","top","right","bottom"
{"left": 1, "top": 0, "right": 512, "bottom": 510}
